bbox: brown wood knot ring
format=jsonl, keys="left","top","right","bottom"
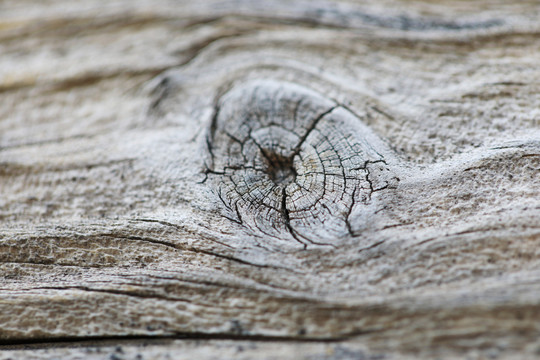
{"left": 205, "top": 80, "right": 397, "bottom": 247}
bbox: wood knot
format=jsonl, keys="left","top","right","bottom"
{"left": 205, "top": 80, "right": 396, "bottom": 247}
{"left": 261, "top": 150, "right": 296, "bottom": 187}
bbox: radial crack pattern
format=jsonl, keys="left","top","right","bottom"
{"left": 206, "top": 80, "right": 395, "bottom": 246}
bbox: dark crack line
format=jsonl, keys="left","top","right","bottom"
{"left": 410, "top": 225, "right": 540, "bottom": 249}
{"left": 17, "top": 285, "right": 193, "bottom": 303}
{"left": 248, "top": 185, "right": 283, "bottom": 214}
{"left": 291, "top": 105, "right": 338, "bottom": 157}
{"left": 130, "top": 218, "right": 235, "bottom": 249}
{"left": 231, "top": 199, "right": 245, "bottom": 226}
{"left": 225, "top": 130, "right": 244, "bottom": 145}
{"left": 252, "top": 219, "right": 294, "bottom": 244}
{"left": 108, "top": 234, "right": 180, "bottom": 251}
{"left": 365, "top": 166, "right": 374, "bottom": 198}
{"left": 205, "top": 103, "right": 220, "bottom": 170}
{"left": 280, "top": 187, "right": 307, "bottom": 249}
{"left": 345, "top": 187, "right": 357, "bottom": 237}
{"left": 281, "top": 188, "right": 336, "bottom": 249}
{"left": 360, "top": 160, "right": 390, "bottom": 200}
{"left": 197, "top": 170, "right": 210, "bottom": 184}
{"left": 381, "top": 222, "right": 414, "bottom": 230}
{"left": 351, "top": 159, "right": 388, "bottom": 172}
{"left": 131, "top": 218, "right": 187, "bottom": 231}
{"left": 300, "top": 172, "right": 365, "bottom": 181}
{"left": 250, "top": 137, "right": 286, "bottom": 175}
{"left": 224, "top": 165, "right": 267, "bottom": 173}
{"left": 369, "top": 105, "right": 396, "bottom": 122}
{"left": 142, "top": 272, "right": 307, "bottom": 292}
{"left": 195, "top": 248, "right": 295, "bottom": 271}
{"left": 357, "top": 240, "right": 386, "bottom": 253}
{"left": 0, "top": 331, "right": 365, "bottom": 349}
{"left": 100, "top": 231, "right": 293, "bottom": 271}
{"left": 218, "top": 187, "right": 245, "bottom": 226}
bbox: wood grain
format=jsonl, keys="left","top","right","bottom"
{"left": 1, "top": 0, "right": 540, "bottom": 358}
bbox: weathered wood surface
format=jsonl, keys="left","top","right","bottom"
{"left": 1, "top": 0, "right": 540, "bottom": 358}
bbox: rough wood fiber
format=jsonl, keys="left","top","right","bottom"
{"left": 1, "top": 0, "right": 540, "bottom": 359}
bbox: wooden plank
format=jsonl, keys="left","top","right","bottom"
{"left": 1, "top": 0, "right": 540, "bottom": 358}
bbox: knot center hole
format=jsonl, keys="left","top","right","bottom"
{"left": 262, "top": 150, "right": 296, "bottom": 186}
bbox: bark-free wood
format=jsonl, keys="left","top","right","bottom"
{"left": 1, "top": 1, "right": 540, "bottom": 358}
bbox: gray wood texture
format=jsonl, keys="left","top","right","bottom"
{"left": 1, "top": 0, "right": 540, "bottom": 358}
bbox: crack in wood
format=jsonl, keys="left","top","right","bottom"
{"left": 0, "top": 332, "right": 355, "bottom": 349}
